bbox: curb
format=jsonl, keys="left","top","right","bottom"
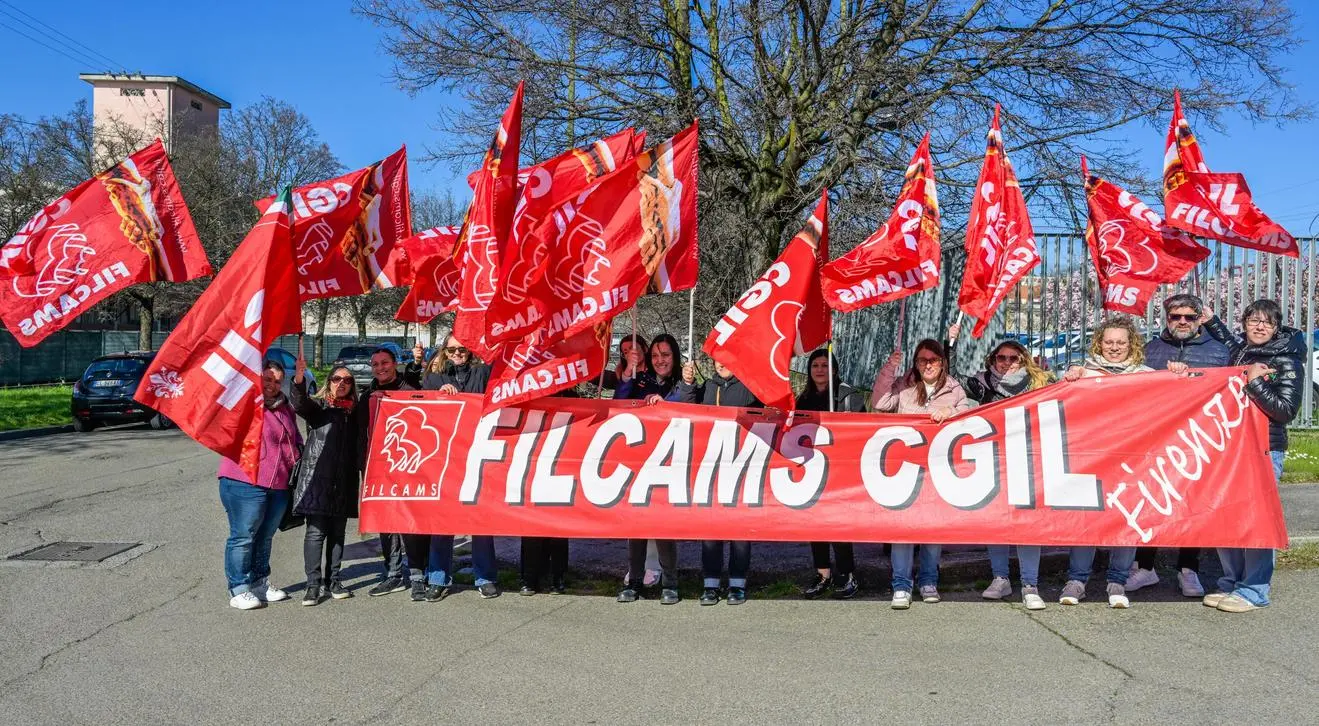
{"left": 0, "top": 424, "right": 74, "bottom": 442}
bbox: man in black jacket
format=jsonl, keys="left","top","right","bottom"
{"left": 1130, "top": 293, "right": 1229, "bottom": 598}
{"left": 357, "top": 346, "right": 417, "bottom": 597}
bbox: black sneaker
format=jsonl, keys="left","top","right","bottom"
{"left": 424, "top": 583, "right": 450, "bottom": 602}
{"left": 832, "top": 573, "right": 859, "bottom": 600}
{"left": 327, "top": 582, "right": 353, "bottom": 600}
{"left": 699, "top": 588, "right": 720, "bottom": 606}
{"left": 550, "top": 581, "right": 567, "bottom": 595}
{"left": 660, "top": 588, "right": 680, "bottom": 605}
{"left": 409, "top": 581, "right": 427, "bottom": 601}
{"left": 519, "top": 585, "right": 537, "bottom": 596}
{"left": 727, "top": 587, "right": 748, "bottom": 605}
{"left": 617, "top": 586, "right": 641, "bottom": 603}
{"left": 368, "top": 577, "right": 407, "bottom": 597}
{"left": 302, "top": 585, "right": 322, "bottom": 607}
{"left": 802, "top": 573, "right": 831, "bottom": 599}
{"left": 478, "top": 582, "right": 501, "bottom": 599}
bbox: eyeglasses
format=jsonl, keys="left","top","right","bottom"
{"left": 994, "top": 354, "right": 1021, "bottom": 363}
{"left": 329, "top": 375, "right": 353, "bottom": 384}
{"left": 1167, "top": 313, "right": 1198, "bottom": 322}
{"left": 1244, "top": 318, "right": 1276, "bottom": 330}
{"left": 915, "top": 356, "right": 943, "bottom": 367}
{"left": 445, "top": 346, "right": 469, "bottom": 355}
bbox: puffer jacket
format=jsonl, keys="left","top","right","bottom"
{"left": 871, "top": 358, "right": 973, "bottom": 415}
{"left": 617, "top": 370, "right": 685, "bottom": 402}
{"left": 1144, "top": 328, "right": 1230, "bottom": 371}
{"left": 289, "top": 378, "right": 361, "bottom": 518}
{"left": 1204, "top": 316, "right": 1305, "bottom": 452}
{"left": 423, "top": 361, "right": 490, "bottom": 394}
{"left": 795, "top": 382, "right": 867, "bottom": 413}
{"left": 694, "top": 374, "right": 763, "bottom": 408}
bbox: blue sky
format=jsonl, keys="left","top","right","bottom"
{"left": 2, "top": 0, "right": 1318, "bottom": 234}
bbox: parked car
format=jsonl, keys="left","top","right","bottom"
{"left": 265, "top": 346, "right": 316, "bottom": 397}
{"left": 70, "top": 352, "right": 169, "bottom": 432}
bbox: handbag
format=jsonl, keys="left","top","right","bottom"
{"left": 278, "top": 454, "right": 306, "bottom": 531}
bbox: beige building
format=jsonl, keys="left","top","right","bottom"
{"left": 79, "top": 73, "right": 230, "bottom": 151}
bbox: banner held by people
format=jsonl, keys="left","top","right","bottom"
{"left": 821, "top": 134, "right": 941, "bottom": 312}
{"left": 255, "top": 146, "right": 413, "bottom": 299}
{"left": 0, "top": 139, "right": 212, "bottom": 347}
{"left": 1083, "top": 156, "right": 1210, "bottom": 314}
{"left": 360, "top": 367, "right": 1284, "bottom": 548}
{"left": 705, "top": 190, "right": 831, "bottom": 411}
{"left": 135, "top": 188, "right": 303, "bottom": 479}
{"left": 958, "top": 105, "right": 1040, "bottom": 337}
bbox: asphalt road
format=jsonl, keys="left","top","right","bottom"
{"left": 2, "top": 427, "right": 1317, "bottom": 725}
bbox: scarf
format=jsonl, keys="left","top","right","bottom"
{"left": 985, "top": 368, "right": 1030, "bottom": 399}
{"left": 1083, "top": 354, "right": 1145, "bottom": 376}
{"left": 327, "top": 396, "right": 355, "bottom": 411}
{"left": 263, "top": 392, "right": 287, "bottom": 411}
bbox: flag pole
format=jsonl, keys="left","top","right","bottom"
{"left": 896, "top": 298, "right": 907, "bottom": 352}
{"left": 687, "top": 287, "right": 696, "bottom": 361}
{"left": 827, "top": 318, "right": 835, "bottom": 413}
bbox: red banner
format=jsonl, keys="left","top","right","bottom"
{"left": 1083, "top": 157, "right": 1210, "bottom": 314}
{"left": 136, "top": 189, "right": 303, "bottom": 479}
{"left": 705, "top": 190, "right": 830, "bottom": 410}
{"left": 821, "top": 133, "right": 940, "bottom": 311}
{"left": 958, "top": 106, "right": 1040, "bottom": 337}
{"left": 0, "top": 139, "right": 212, "bottom": 346}
{"left": 393, "top": 226, "right": 462, "bottom": 323}
{"left": 257, "top": 146, "right": 413, "bottom": 299}
{"left": 1163, "top": 91, "right": 1296, "bottom": 256}
{"left": 360, "top": 368, "right": 1285, "bottom": 548}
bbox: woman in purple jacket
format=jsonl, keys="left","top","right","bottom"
{"left": 218, "top": 361, "right": 302, "bottom": 611}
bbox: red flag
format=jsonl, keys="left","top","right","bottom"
{"left": 1162, "top": 91, "right": 1296, "bottom": 256}
{"left": 393, "top": 226, "right": 463, "bottom": 323}
{"left": 497, "top": 122, "right": 700, "bottom": 348}
{"left": 703, "top": 190, "right": 831, "bottom": 411}
{"left": 0, "top": 139, "right": 212, "bottom": 347}
{"left": 134, "top": 188, "right": 302, "bottom": 479}
{"left": 958, "top": 106, "right": 1040, "bottom": 338}
{"left": 452, "top": 83, "right": 524, "bottom": 357}
{"left": 485, "top": 129, "right": 638, "bottom": 344}
{"left": 1083, "top": 157, "right": 1211, "bottom": 314}
{"left": 484, "top": 325, "right": 609, "bottom": 409}
{"left": 821, "top": 134, "right": 940, "bottom": 311}
{"left": 255, "top": 146, "right": 413, "bottom": 299}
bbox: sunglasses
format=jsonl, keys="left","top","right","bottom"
{"left": 1167, "top": 313, "right": 1198, "bottom": 322}
{"left": 329, "top": 375, "right": 353, "bottom": 384}
{"left": 994, "top": 354, "right": 1022, "bottom": 363}
{"left": 445, "top": 346, "right": 470, "bottom": 355}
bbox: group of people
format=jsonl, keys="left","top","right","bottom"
{"left": 217, "top": 292, "right": 1299, "bottom": 615}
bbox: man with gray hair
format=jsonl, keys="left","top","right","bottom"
{"left": 1136, "top": 292, "right": 1230, "bottom": 598}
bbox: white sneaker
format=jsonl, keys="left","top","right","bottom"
{"left": 1022, "top": 585, "right": 1046, "bottom": 611}
{"left": 229, "top": 591, "right": 263, "bottom": 610}
{"left": 252, "top": 579, "right": 288, "bottom": 603}
{"left": 891, "top": 590, "right": 912, "bottom": 609}
{"left": 1107, "top": 582, "right": 1130, "bottom": 609}
{"left": 919, "top": 585, "right": 941, "bottom": 603}
{"left": 1059, "top": 580, "right": 1086, "bottom": 605}
{"left": 981, "top": 576, "right": 1012, "bottom": 600}
{"left": 1203, "top": 592, "right": 1229, "bottom": 608}
{"left": 1178, "top": 569, "right": 1205, "bottom": 597}
{"left": 1125, "top": 567, "right": 1158, "bottom": 592}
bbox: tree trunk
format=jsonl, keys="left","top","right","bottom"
{"left": 136, "top": 292, "right": 155, "bottom": 351}
{"left": 356, "top": 311, "right": 368, "bottom": 342}
{"left": 428, "top": 320, "right": 438, "bottom": 346}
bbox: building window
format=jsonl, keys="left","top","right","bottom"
{"left": 190, "top": 100, "right": 203, "bottom": 111}
{"left": 120, "top": 88, "right": 145, "bottom": 97}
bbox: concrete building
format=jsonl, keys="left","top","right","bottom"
{"left": 78, "top": 73, "right": 230, "bottom": 151}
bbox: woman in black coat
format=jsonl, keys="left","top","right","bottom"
{"left": 290, "top": 359, "right": 362, "bottom": 606}
{"left": 1199, "top": 299, "right": 1304, "bottom": 612}
{"left": 795, "top": 348, "right": 865, "bottom": 599}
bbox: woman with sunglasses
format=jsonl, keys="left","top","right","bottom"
{"left": 872, "top": 339, "right": 972, "bottom": 609}
{"left": 1059, "top": 316, "right": 1152, "bottom": 608}
{"left": 962, "top": 327, "right": 1055, "bottom": 610}
{"left": 289, "top": 357, "right": 361, "bottom": 605}
{"left": 1198, "top": 300, "right": 1304, "bottom": 612}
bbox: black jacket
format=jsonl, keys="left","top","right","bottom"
{"left": 355, "top": 374, "right": 418, "bottom": 472}
{"left": 289, "top": 378, "right": 361, "bottom": 518}
{"left": 695, "top": 374, "right": 763, "bottom": 408}
{"left": 795, "top": 382, "right": 866, "bottom": 413}
{"left": 1144, "top": 328, "right": 1231, "bottom": 370}
{"left": 423, "top": 361, "right": 491, "bottom": 394}
{"left": 1205, "top": 316, "right": 1305, "bottom": 452}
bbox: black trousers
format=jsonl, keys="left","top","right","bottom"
{"left": 379, "top": 532, "right": 404, "bottom": 578}
{"left": 401, "top": 533, "right": 433, "bottom": 582}
{"left": 627, "top": 539, "right": 678, "bottom": 588}
{"left": 521, "top": 537, "right": 570, "bottom": 588}
{"left": 810, "top": 542, "right": 855, "bottom": 576}
{"left": 702, "top": 540, "right": 751, "bottom": 585}
{"left": 1136, "top": 547, "right": 1201, "bottom": 571}
{"left": 304, "top": 515, "right": 347, "bottom": 588}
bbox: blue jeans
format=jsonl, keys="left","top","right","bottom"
{"left": 1215, "top": 451, "right": 1283, "bottom": 606}
{"left": 1067, "top": 547, "right": 1136, "bottom": 585}
{"left": 426, "top": 535, "right": 498, "bottom": 586}
{"left": 219, "top": 477, "right": 289, "bottom": 596}
{"left": 988, "top": 545, "right": 1041, "bottom": 586}
{"left": 890, "top": 544, "right": 941, "bottom": 591}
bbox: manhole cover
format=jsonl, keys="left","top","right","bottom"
{"left": 8, "top": 541, "right": 140, "bottom": 563}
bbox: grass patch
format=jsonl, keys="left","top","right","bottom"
{"left": 0, "top": 385, "right": 72, "bottom": 432}
{"left": 1283, "top": 429, "right": 1319, "bottom": 483}
{"left": 1278, "top": 541, "right": 1319, "bottom": 569}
